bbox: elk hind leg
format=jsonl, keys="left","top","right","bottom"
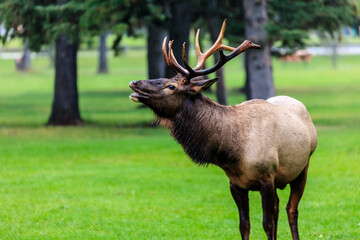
{"left": 230, "top": 183, "right": 250, "bottom": 240}
{"left": 260, "top": 179, "right": 276, "bottom": 240}
{"left": 286, "top": 162, "right": 309, "bottom": 240}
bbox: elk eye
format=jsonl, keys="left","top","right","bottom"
{"left": 167, "top": 85, "right": 176, "bottom": 90}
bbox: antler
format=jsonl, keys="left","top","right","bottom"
{"left": 162, "top": 38, "right": 189, "bottom": 76}
{"left": 162, "top": 20, "right": 261, "bottom": 82}
{"left": 191, "top": 20, "right": 237, "bottom": 70}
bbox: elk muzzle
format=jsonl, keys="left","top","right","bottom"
{"left": 129, "top": 80, "right": 150, "bottom": 103}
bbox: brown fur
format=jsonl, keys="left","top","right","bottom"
{"left": 129, "top": 74, "right": 317, "bottom": 240}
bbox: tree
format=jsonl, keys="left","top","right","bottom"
{"left": 241, "top": 0, "right": 358, "bottom": 99}
{"left": 211, "top": 0, "right": 357, "bottom": 100}
{"left": 120, "top": 0, "right": 190, "bottom": 80}
{"left": 15, "top": 39, "right": 31, "bottom": 71}
{"left": 139, "top": 1, "right": 170, "bottom": 79}
{"left": 0, "top": 0, "right": 176, "bottom": 124}
{"left": 267, "top": 1, "right": 357, "bottom": 49}
{"left": 0, "top": 0, "right": 132, "bottom": 125}
{"left": 0, "top": 0, "right": 85, "bottom": 125}
{"left": 97, "top": 33, "right": 108, "bottom": 74}
{"left": 208, "top": 21, "right": 228, "bottom": 105}
{"left": 206, "top": 0, "right": 228, "bottom": 105}
{"left": 243, "top": 0, "right": 274, "bottom": 100}
{"left": 266, "top": 0, "right": 358, "bottom": 70}
{"left": 192, "top": 0, "right": 245, "bottom": 105}
{"left": 147, "top": 23, "right": 167, "bottom": 78}
{"left": 102, "top": 0, "right": 171, "bottom": 80}
{"left": 48, "top": 33, "right": 82, "bottom": 125}
{"left": 47, "top": 0, "right": 83, "bottom": 125}
{"left": 165, "top": 0, "right": 192, "bottom": 78}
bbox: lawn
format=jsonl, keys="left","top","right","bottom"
{"left": 0, "top": 50, "right": 359, "bottom": 239}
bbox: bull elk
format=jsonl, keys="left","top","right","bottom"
{"left": 129, "top": 20, "right": 317, "bottom": 240}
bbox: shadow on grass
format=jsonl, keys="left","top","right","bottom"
{"left": 0, "top": 119, "right": 160, "bottom": 129}
{"left": 276, "top": 85, "right": 360, "bottom": 95}
{"left": 83, "top": 119, "right": 159, "bottom": 129}
{"left": 80, "top": 90, "right": 132, "bottom": 98}
{"left": 0, "top": 89, "right": 160, "bottom": 129}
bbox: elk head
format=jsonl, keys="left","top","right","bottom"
{"left": 129, "top": 20, "right": 260, "bottom": 118}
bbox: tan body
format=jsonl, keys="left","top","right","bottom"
{"left": 210, "top": 96, "right": 317, "bottom": 190}
{"left": 156, "top": 95, "right": 317, "bottom": 189}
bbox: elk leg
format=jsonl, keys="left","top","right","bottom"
{"left": 230, "top": 183, "right": 250, "bottom": 240}
{"left": 260, "top": 180, "right": 276, "bottom": 240}
{"left": 286, "top": 162, "right": 309, "bottom": 240}
{"left": 274, "top": 191, "right": 279, "bottom": 240}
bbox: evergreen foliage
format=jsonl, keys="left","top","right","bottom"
{"left": 0, "top": 0, "right": 167, "bottom": 50}
{"left": 267, "top": 0, "right": 358, "bottom": 49}
{"left": 0, "top": 0, "right": 84, "bottom": 51}
{"left": 192, "top": 0, "right": 358, "bottom": 51}
{"left": 1, "top": 0, "right": 357, "bottom": 53}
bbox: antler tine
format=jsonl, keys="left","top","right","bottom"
{"left": 162, "top": 37, "right": 189, "bottom": 76}
{"left": 214, "top": 19, "right": 227, "bottom": 45}
{"left": 168, "top": 40, "right": 174, "bottom": 64}
{"left": 189, "top": 40, "right": 260, "bottom": 78}
{"left": 168, "top": 40, "right": 189, "bottom": 76}
{"left": 193, "top": 19, "right": 237, "bottom": 70}
{"left": 162, "top": 37, "right": 178, "bottom": 73}
{"left": 162, "top": 37, "right": 172, "bottom": 67}
{"left": 182, "top": 42, "right": 197, "bottom": 83}
{"left": 195, "top": 29, "right": 202, "bottom": 58}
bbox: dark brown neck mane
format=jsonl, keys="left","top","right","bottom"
{"left": 162, "top": 94, "right": 229, "bottom": 166}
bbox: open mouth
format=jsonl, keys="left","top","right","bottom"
{"left": 129, "top": 86, "right": 150, "bottom": 102}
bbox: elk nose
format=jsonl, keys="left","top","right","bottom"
{"left": 129, "top": 80, "right": 139, "bottom": 87}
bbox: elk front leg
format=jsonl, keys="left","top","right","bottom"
{"left": 260, "top": 179, "right": 276, "bottom": 240}
{"left": 230, "top": 183, "right": 250, "bottom": 240}
{"left": 287, "top": 162, "right": 309, "bottom": 240}
{"left": 274, "top": 191, "right": 279, "bottom": 240}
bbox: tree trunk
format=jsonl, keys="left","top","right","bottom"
{"left": 331, "top": 38, "right": 338, "bottom": 69}
{"left": 98, "top": 33, "right": 108, "bottom": 73}
{"left": 48, "top": 34, "right": 82, "bottom": 125}
{"left": 48, "top": 43, "right": 55, "bottom": 68}
{"left": 243, "top": 0, "right": 274, "bottom": 100}
{"left": 209, "top": 25, "right": 227, "bottom": 105}
{"left": 147, "top": 23, "right": 167, "bottom": 78}
{"left": 15, "top": 39, "right": 31, "bottom": 71}
{"left": 208, "top": 0, "right": 227, "bottom": 105}
{"left": 165, "top": 0, "right": 192, "bottom": 78}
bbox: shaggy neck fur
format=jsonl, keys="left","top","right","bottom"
{"left": 159, "top": 94, "right": 231, "bottom": 166}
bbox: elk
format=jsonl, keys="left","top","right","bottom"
{"left": 129, "top": 20, "right": 317, "bottom": 240}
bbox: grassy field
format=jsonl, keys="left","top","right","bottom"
{"left": 0, "top": 50, "right": 359, "bottom": 239}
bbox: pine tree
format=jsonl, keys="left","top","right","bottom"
{"left": 0, "top": 0, "right": 131, "bottom": 125}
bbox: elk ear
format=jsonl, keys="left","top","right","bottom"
{"left": 189, "top": 78, "right": 218, "bottom": 93}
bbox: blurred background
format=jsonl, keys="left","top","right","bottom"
{"left": 0, "top": 0, "right": 359, "bottom": 239}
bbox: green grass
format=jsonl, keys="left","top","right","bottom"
{"left": 0, "top": 51, "right": 359, "bottom": 239}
